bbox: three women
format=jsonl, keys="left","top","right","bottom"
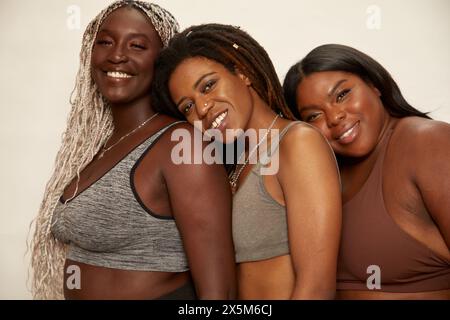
{"left": 32, "top": 1, "right": 449, "bottom": 300}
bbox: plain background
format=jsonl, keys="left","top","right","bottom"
{"left": 0, "top": 0, "right": 449, "bottom": 299}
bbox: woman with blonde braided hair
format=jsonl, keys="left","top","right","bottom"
{"left": 29, "top": 2, "right": 235, "bottom": 300}
{"left": 152, "top": 24, "right": 341, "bottom": 299}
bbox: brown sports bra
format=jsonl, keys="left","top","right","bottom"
{"left": 337, "top": 127, "right": 450, "bottom": 292}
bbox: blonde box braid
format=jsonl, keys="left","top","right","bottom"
{"left": 29, "top": 0, "right": 179, "bottom": 300}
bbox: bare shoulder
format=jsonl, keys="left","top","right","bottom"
{"left": 389, "top": 117, "right": 450, "bottom": 181}
{"left": 154, "top": 121, "right": 226, "bottom": 177}
{"left": 276, "top": 121, "right": 337, "bottom": 180}
{"left": 279, "top": 121, "right": 331, "bottom": 153}
{"left": 154, "top": 120, "right": 202, "bottom": 152}
{"left": 394, "top": 116, "right": 450, "bottom": 152}
{"left": 395, "top": 116, "right": 450, "bottom": 133}
{"left": 140, "top": 118, "right": 205, "bottom": 168}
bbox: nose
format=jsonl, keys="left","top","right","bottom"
{"left": 196, "top": 99, "right": 214, "bottom": 119}
{"left": 108, "top": 43, "right": 128, "bottom": 64}
{"left": 327, "top": 107, "right": 346, "bottom": 127}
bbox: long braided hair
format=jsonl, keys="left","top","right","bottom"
{"left": 152, "top": 23, "right": 294, "bottom": 120}
{"left": 28, "top": 0, "right": 178, "bottom": 300}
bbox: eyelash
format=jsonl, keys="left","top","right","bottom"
{"left": 95, "top": 40, "right": 146, "bottom": 49}
{"left": 96, "top": 40, "right": 112, "bottom": 46}
{"left": 179, "top": 79, "right": 217, "bottom": 115}
{"left": 131, "top": 43, "right": 146, "bottom": 49}
{"left": 201, "top": 79, "right": 216, "bottom": 93}
{"left": 336, "top": 89, "right": 350, "bottom": 102}
{"left": 305, "top": 113, "right": 320, "bottom": 122}
{"left": 181, "top": 101, "right": 194, "bottom": 115}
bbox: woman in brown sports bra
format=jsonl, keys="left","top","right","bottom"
{"left": 284, "top": 44, "right": 450, "bottom": 299}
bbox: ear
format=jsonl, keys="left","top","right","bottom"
{"left": 235, "top": 68, "right": 252, "bottom": 86}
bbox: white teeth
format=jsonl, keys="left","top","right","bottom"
{"left": 211, "top": 111, "right": 227, "bottom": 129}
{"left": 107, "top": 71, "right": 132, "bottom": 78}
{"left": 339, "top": 124, "right": 356, "bottom": 140}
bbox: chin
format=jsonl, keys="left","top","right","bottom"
{"left": 338, "top": 146, "right": 371, "bottom": 159}
{"left": 101, "top": 93, "right": 134, "bottom": 105}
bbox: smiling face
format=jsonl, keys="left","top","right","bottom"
{"left": 296, "top": 71, "right": 390, "bottom": 158}
{"left": 91, "top": 6, "right": 163, "bottom": 105}
{"left": 168, "top": 57, "right": 254, "bottom": 143}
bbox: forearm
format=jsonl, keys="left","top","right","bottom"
{"left": 195, "top": 270, "right": 237, "bottom": 299}
{"left": 290, "top": 278, "right": 336, "bottom": 300}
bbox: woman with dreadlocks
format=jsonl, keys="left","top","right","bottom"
{"left": 152, "top": 24, "right": 342, "bottom": 299}
{"left": 30, "top": 2, "right": 235, "bottom": 300}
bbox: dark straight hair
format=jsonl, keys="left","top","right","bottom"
{"left": 283, "top": 44, "right": 431, "bottom": 120}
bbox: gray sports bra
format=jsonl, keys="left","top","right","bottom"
{"left": 232, "top": 121, "right": 301, "bottom": 263}
{"left": 51, "top": 121, "right": 189, "bottom": 272}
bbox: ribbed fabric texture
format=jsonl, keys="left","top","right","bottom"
{"left": 51, "top": 122, "right": 189, "bottom": 272}
{"left": 233, "top": 122, "right": 301, "bottom": 263}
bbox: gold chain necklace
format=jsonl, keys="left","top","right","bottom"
{"left": 229, "top": 114, "right": 279, "bottom": 194}
{"left": 98, "top": 113, "right": 159, "bottom": 159}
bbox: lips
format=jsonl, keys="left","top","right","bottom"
{"left": 207, "top": 110, "right": 228, "bottom": 131}
{"left": 334, "top": 121, "right": 360, "bottom": 144}
{"left": 106, "top": 71, "right": 133, "bottom": 78}
{"left": 101, "top": 69, "right": 135, "bottom": 82}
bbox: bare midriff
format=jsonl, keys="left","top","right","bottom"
{"left": 237, "top": 254, "right": 295, "bottom": 300}
{"left": 63, "top": 259, "right": 190, "bottom": 299}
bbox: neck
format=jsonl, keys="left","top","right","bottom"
{"left": 109, "top": 95, "right": 156, "bottom": 135}
{"left": 245, "top": 92, "right": 280, "bottom": 132}
{"left": 239, "top": 92, "right": 281, "bottom": 156}
{"left": 341, "top": 113, "right": 398, "bottom": 167}
{"left": 377, "top": 113, "right": 397, "bottom": 145}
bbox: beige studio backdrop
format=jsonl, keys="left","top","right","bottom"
{"left": 0, "top": 0, "right": 449, "bottom": 299}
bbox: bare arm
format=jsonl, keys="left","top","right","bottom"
{"left": 277, "top": 124, "right": 342, "bottom": 299}
{"left": 413, "top": 120, "right": 450, "bottom": 251}
{"left": 162, "top": 123, "right": 236, "bottom": 299}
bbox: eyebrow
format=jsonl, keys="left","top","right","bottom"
{"left": 176, "top": 72, "right": 217, "bottom": 107}
{"left": 193, "top": 72, "right": 216, "bottom": 90}
{"left": 328, "top": 79, "right": 348, "bottom": 97}
{"left": 298, "top": 106, "right": 316, "bottom": 113}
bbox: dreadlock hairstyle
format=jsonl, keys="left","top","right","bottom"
{"left": 283, "top": 44, "right": 430, "bottom": 120}
{"left": 151, "top": 23, "right": 294, "bottom": 120}
{"left": 28, "top": 0, "right": 178, "bottom": 300}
